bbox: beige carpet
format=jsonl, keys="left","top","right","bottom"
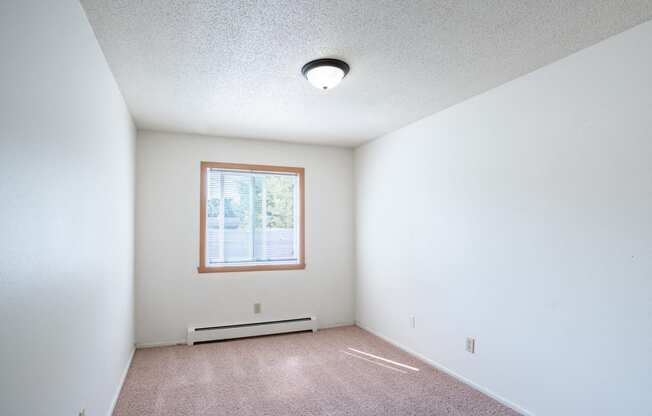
{"left": 114, "top": 326, "right": 520, "bottom": 415}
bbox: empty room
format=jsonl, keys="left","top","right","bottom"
{"left": 2, "top": 1, "right": 651, "bottom": 415}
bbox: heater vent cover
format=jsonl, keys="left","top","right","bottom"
{"left": 187, "top": 316, "right": 317, "bottom": 345}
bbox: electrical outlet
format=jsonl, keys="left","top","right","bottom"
{"left": 254, "top": 303, "right": 261, "bottom": 314}
{"left": 410, "top": 315, "right": 416, "bottom": 328}
{"left": 465, "top": 337, "right": 475, "bottom": 353}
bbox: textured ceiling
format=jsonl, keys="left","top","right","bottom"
{"left": 81, "top": 1, "right": 652, "bottom": 146}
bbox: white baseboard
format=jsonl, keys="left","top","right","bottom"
{"left": 109, "top": 347, "right": 135, "bottom": 416}
{"left": 136, "top": 339, "right": 186, "bottom": 348}
{"left": 320, "top": 321, "right": 355, "bottom": 329}
{"left": 355, "top": 322, "right": 534, "bottom": 416}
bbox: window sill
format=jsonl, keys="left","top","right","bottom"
{"left": 197, "top": 263, "right": 306, "bottom": 273}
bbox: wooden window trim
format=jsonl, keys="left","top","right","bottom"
{"left": 198, "top": 161, "right": 305, "bottom": 273}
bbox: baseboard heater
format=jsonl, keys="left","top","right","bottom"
{"left": 187, "top": 316, "right": 317, "bottom": 346}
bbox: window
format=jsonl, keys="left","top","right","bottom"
{"left": 199, "top": 162, "right": 305, "bottom": 272}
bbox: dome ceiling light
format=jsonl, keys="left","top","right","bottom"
{"left": 301, "top": 58, "right": 350, "bottom": 90}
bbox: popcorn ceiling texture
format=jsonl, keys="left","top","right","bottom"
{"left": 81, "top": 1, "right": 652, "bottom": 146}
{"left": 112, "top": 326, "right": 522, "bottom": 416}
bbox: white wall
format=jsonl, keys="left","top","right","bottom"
{"left": 136, "top": 131, "right": 354, "bottom": 346}
{"left": 355, "top": 20, "right": 652, "bottom": 416}
{"left": 0, "top": 1, "right": 135, "bottom": 415}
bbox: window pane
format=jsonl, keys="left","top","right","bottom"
{"left": 254, "top": 174, "right": 296, "bottom": 261}
{"left": 222, "top": 173, "right": 252, "bottom": 262}
{"left": 206, "top": 169, "right": 223, "bottom": 264}
{"left": 205, "top": 167, "right": 299, "bottom": 267}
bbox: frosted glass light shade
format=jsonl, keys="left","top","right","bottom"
{"left": 305, "top": 66, "right": 346, "bottom": 90}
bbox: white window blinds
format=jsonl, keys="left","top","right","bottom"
{"left": 205, "top": 168, "right": 299, "bottom": 267}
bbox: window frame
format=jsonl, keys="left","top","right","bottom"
{"left": 198, "top": 161, "right": 305, "bottom": 273}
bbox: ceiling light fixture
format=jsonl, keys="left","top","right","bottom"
{"left": 301, "top": 58, "right": 350, "bottom": 90}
